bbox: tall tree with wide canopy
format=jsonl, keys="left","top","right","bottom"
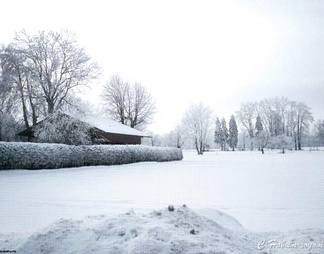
{"left": 13, "top": 30, "right": 100, "bottom": 115}
{"left": 182, "top": 102, "right": 212, "bottom": 155}
{"left": 102, "top": 75, "right": 156, "bottom": 129}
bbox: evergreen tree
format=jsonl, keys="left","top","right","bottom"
{"left": 255, "top": 115, "right": 268, "bottom": 154}
{"left": 220, "top": 117, "right": 229, "bottom": 151}
{"left": 228, "top": 115, "right": 238, "bottom": 151}
{"left": 315, "top": 120, "right": 324, "bottom": 146}
{"left": 272, "top": 112, "right": 282, "bottom": 136}
{"left": 214, "top": 117, "right": 222, "bottom": 148}
{"left": 255, "top": 115, "right": 263, "bottom": 136}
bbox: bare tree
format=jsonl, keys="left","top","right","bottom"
{"left": 0, "top": 47, "right": 22, "bottom": 140}
{"left": 102, "top": 75, "right": 128, "bottom": 124}
{"left": 237, "top": 102, "right": 256, "bottom": 150}
{"left": 13, "top": 30, "right": 100, "bottom": 115}
{"left": 0, "top": 44, "right": 40, "bottom": 128}
{"left": 182, "top": 103, "right": 212, "bottom": 155}
{"left": 166, "top": 124, "right": 186, "bottom": 148}
{"left": 102, "top": 75, "right": 156, "bottom": 129}
{"left": 314, "top": 120, "right": 324, "bottom": 146}
{"left": 174, "top": 124, "right": 186, "bottom": 148}
{"left": 295, "top": 102, "right": 313, "bottom": 150}
{"left": 0, "top": 69, "right": 17, "bottom": 140}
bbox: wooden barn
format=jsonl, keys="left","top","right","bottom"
{"left": 17, "top": 112, "right": 150, "bottom": 145}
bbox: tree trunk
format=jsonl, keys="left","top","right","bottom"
{"left": 21, "top": 98, "right": 30, "bottom": 129}
{"left": 297, "top": 127, "right": 302, "bottom": 150}
{"left": 47, "top": 100, "right": 55, "bottom": 114}
{"left": 28, "top": 96, "right": 37, "bottom": 125}
{"left": 0, "top": 120, "right": 2, "bottom": 141}
{"left": 298, "top": 137, "right": 302, "bottom": 150}
{"left": 195, "top": 139, "right": 200, "bottom": 155}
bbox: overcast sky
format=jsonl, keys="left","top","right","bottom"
{"left": 1, "top": 0, "right": 324, "bottom": 133}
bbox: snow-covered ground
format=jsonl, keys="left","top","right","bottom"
{"left": 1, "top": 149, "right": 324, "bottom": 253}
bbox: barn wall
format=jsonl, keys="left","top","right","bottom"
{"left": 100, "top": 132, "right": 142, "bottom": 145}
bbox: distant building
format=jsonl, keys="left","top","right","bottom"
{"left": 17, "top": 112, "right": 150, "bottom": 145}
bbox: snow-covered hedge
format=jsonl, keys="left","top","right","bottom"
{"left": 0, "top": 142, "right": 183, "bottom": 170}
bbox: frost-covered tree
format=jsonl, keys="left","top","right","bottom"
{"left": 228, "top": 115, "right": 238, "bottom": 151}
{"left": 214, "top": 117, "right": 222, "bottom": 149}
{"left": 255, "top": 115, "right": 268, "bottom": 153}
{"left": 166, "top": 124, "right": 186, "bottom": 148}
{"left": 272, "top": 111, "right": 283, "bottom": 136}
{"left": 33, "top": 112, "right": 92, "bottom": 145}
{"left": 0, "top": 30, "right": 100, "bottom": 132}
{"left": 214, "top": 117, "right": 230, "bottom": 151}
{"left": 220, "top": 118, "right": 229, "bottom": 151}
{"left": 126, "top": 83, "right": 156, "bottom": 129}
{"left": 238, "top": 97, "right": 313, "bottom": 151}
{"left": 314, "top": 120, "right": 324, "bottom": 146}
{"left": 257, "top": 97, "right": 288, "bottom": 137}
{"left": 0, "top": 113, "right": 20, "bottom": 141}
{"left": 255, "top": 115, "right": 263, "bottom": 136}
{"left": 255, "top": 130, "right": 269, "bottom": 154}
{"left": 268, "top": 134, "right": 294, "bottom": 154}
{"left": 0, "top": 57, "right": 21, "bottom": 141}
{"left": 102, "top": 75, "right": 128, "bottom": 124}
{"left": 237, "top": 102, "right": 256, "bottom": 150}
{"left": 295, "top": 102, "right": 313, "bottom": 150}
{"left": 102, "top": 75, "right": 156, "bottom": 129}
{"left": 13, "top": 30, "right": 100, "bottom": 115}
{"left": 0, "top": 45, "right": 35, "bottom": 129}
{"left": 182, "top": 103, "right": 212, "bottom": 155}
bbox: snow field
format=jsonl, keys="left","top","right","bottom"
{"left": 0, "top": 142, "right": 183, "bottom": 170}
{"left": 0, "top": 149, "right": 324, "bottom": 253}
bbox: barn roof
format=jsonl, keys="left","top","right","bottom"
{"left": 79, "top": 115, "right": 150, "bottom": 137}
{"left": 17, "top": 112, "right": 151, "bottom": 138}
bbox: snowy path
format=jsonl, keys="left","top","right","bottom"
{"left": 0, "top": 149, "right": 324, "bottom": 252}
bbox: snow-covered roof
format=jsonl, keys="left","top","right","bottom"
{"left": 79, "top": 115, "right": 150, "bottom": 137}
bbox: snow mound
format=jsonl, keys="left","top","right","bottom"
{"left": 194, "top": 208, "right": 244, "bottom": 232}
{"left": 0, "top": 232, "right": 29, "bottom": 251}
{"left": 19, "top": 206, "right": 256, "bottom": 254}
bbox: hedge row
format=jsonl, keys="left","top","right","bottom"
{"left": 0, "top": 142, "right": 183, "bottom": 170}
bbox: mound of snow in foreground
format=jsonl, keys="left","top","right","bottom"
{"left": 15, "top": 206, "right": 324, "bottom": 253}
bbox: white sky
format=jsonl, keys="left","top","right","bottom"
{"left": 1, "top": 0, "right": 324, "bottom": 133}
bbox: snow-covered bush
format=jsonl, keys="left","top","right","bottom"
{"left": 33, "top": 112, "right": 93, "bottom": 145}
{"left": 0, "top": 142, "right": 183, "bottom": 170}
{"left": 268, "top": 135, "right": 294, "bottom": 153}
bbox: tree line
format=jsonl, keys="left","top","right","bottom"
{"left": 237, "top": 97, "right": 313, "bottom": 152}
{"left": 155, "top": 97, "right": 322, "bottom": 155}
